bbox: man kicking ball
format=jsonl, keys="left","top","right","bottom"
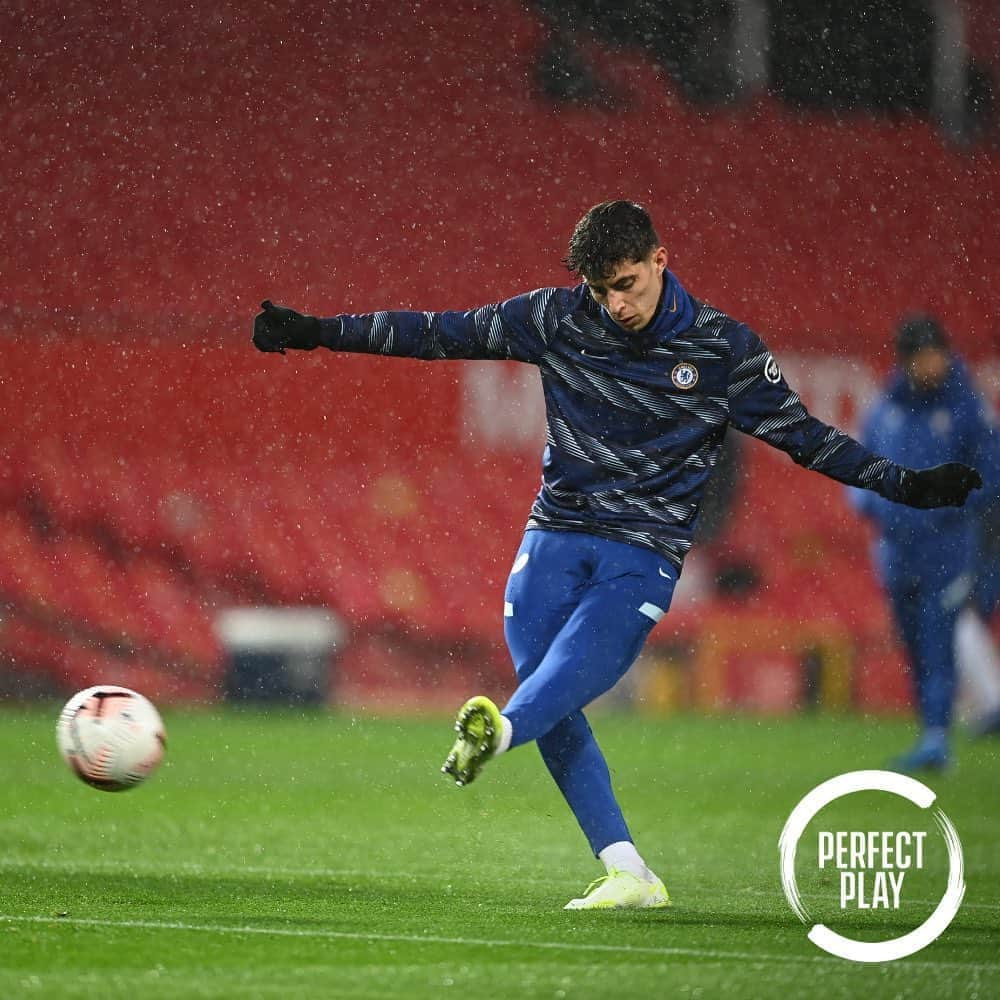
{"left": 253, "top": 201, "right": 981, "bottom": 910}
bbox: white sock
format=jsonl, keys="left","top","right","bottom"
{"left": 598, "top": 841, "right": 649, "bottom": 879}
{"left": 495, "top": 714, "right": 513, "bottom": 755}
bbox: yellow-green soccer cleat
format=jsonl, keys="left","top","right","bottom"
{"left": 563, "top": 869, "right": 671, "bottom": 910}
{"left": 441, "top": 696, "right": 501, "bottom": 787}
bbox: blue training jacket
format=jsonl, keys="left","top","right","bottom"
{"left": 852, "top": 360, "right": 998, "bottom": 581}
{"left": 318, "top": 271, "right": 909, "bottom": 568}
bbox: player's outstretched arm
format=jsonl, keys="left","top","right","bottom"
{"left": 251, "top": 289, "right": 560, "bottom": 363}
{"left": 724, "top": 324, "right": 983, "bottom": 511}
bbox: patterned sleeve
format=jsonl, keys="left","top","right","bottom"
{"left": 315, "top": 287, "right": 565, "bottom": 364}
{"left": 726, "top": 323, "right": 907, "bottom": 499}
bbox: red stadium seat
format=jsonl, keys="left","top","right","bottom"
{"left": 2, "top": 0, "right": 994, "bottom": 703}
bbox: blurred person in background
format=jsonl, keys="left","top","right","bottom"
{"left": 253, "top": 203, "right": 982, "bottom": 909}
{"left": 958, "top": 492, "right": 1000, "bottom": 737}
{"left": 851, "top": 316, "right": 999, "bottom": 771}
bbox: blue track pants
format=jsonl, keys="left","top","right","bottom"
{"left": 501, "top": 529, "right": 678, "bottom": 855}
{"left": 886, "top": 571, "right": 967, "bottom": 732}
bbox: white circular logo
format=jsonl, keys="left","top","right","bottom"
{"left": 671, "top": 362, "right": 699, "bottom": 390}
{"left": 778, "top": 770, "right": 965, "bottom": 963}
{"left": 764, "top": 355, "right": 781, "bottom": 384}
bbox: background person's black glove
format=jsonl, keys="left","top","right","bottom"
{"left": 252, "top": 300, "right": 321, "bottom": 354}
{"left": 897, "top": 462, "right": 983, "bottom": 509}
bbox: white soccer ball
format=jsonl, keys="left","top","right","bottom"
{"left": 56, "top": 685, "right": 166, "bottom": 792}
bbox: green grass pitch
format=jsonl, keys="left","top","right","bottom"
{"left": 0, "top": 706, "right": 997, "bottom": 998}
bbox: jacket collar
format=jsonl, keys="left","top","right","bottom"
{"left": 597, "top": 269, "right": 696, "bottom": 355}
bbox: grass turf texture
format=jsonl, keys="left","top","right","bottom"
{"left": 0, "top": 707, "right": 997, "bottom": 998}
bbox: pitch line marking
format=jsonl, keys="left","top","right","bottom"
{"left": 2, "top": 856, "right": 999, "bottom": 912}
{"left": 0, "top": 914, "right": 997, "bottom": 973}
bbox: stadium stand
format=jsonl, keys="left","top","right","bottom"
{"left": 1, "top": 1, "right": 996, "bottom": 709}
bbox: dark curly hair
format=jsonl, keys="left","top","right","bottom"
{"left": 563, "top": 201, "right": 660, "bottom": 280}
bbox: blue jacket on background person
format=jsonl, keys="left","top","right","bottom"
{"left": 853, "top": 358, "right": 998, "bottom": 587}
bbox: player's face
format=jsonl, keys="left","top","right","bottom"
{"left": 585, "top": 246, "right": 668, "bottom": 332}
{"left": 904, "top": 347, "right": 950, "bottom": 394}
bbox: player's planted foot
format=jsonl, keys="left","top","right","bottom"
{"left": 441, "top": 696, "right": 501, "bottom": 787}
{"left": 563, "top": 868, "right": 670, "bottom": 910}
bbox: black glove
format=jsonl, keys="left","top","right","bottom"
{"left": 252, "top": 300, "right": 321, "bottom": 354}
{"left": 897, "top": 462, "right": 983, "bottom": 509}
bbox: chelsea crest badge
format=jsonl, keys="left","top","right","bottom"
{"left": 671, "top": 361, "right": 699, "bottom": 390}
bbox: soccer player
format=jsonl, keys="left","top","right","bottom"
{"left": 253, "top": 201, "right": 982, "bottom": 909}
{"left": 851, "top": 317, "right": 998, "bottom": 769}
